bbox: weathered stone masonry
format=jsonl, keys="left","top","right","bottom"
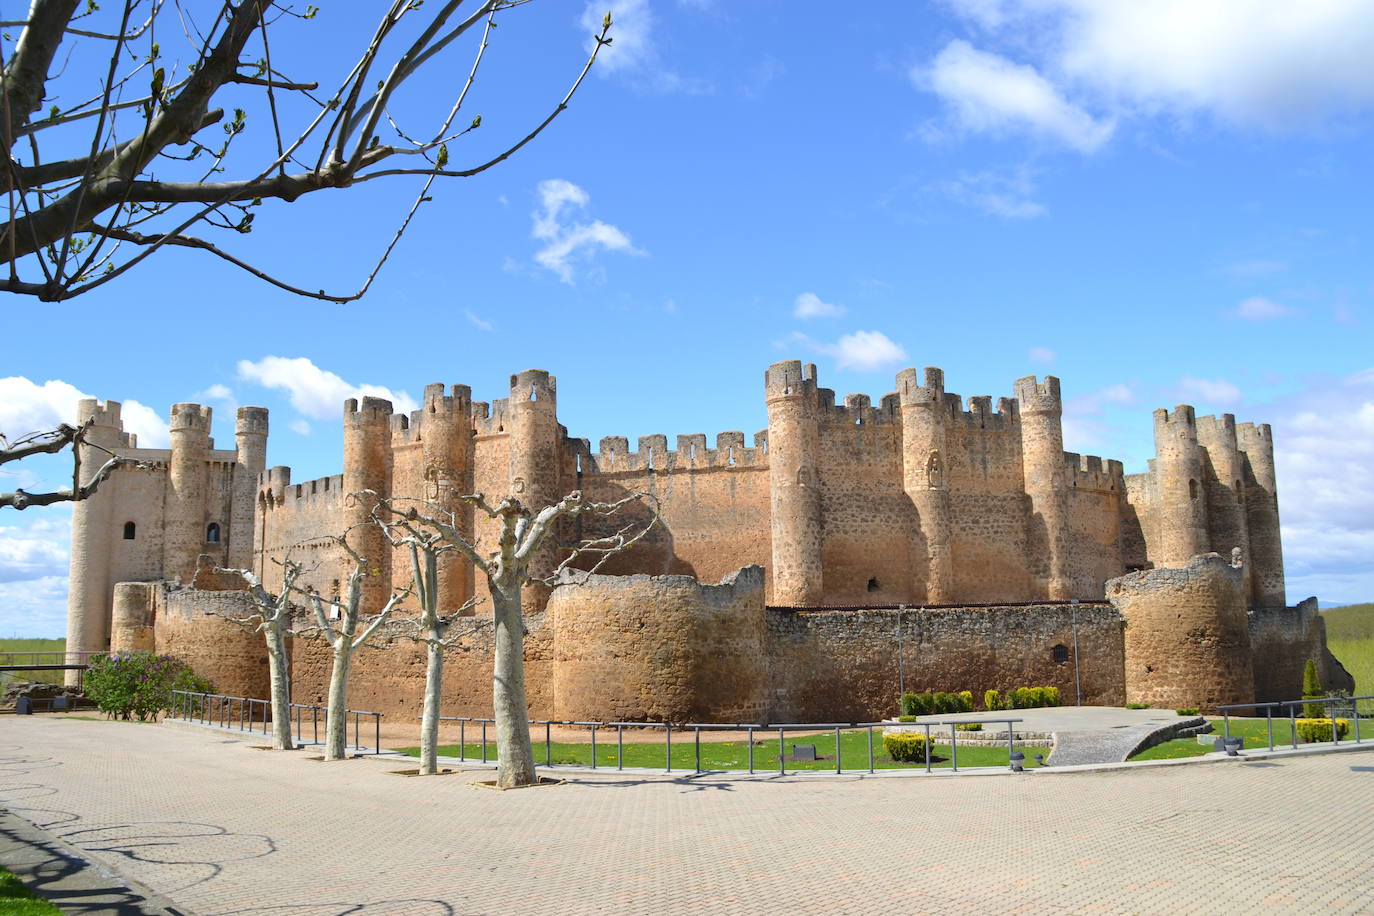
{"left": 77, "top": 359, "right": 1348, "bottom": 719}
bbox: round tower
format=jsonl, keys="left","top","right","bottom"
{"left": 66, "top": 398, "right": 125, "bottom": 677}
{"left": 166, "top": 403, "right": 212, "bottom": 584}
{"left": 508, "top": 370, "right": 561, "bottom": 610}
{"left": 1195, "top": 414, "right": 1252, "bottom": 605}
{"left": 1236, "top": 422, "right": 1285, "bottom": 607}
{"left": 421, "top": 383, "right": 475, "bottom": 615}
{"left": 1107, "top": 553, "right": 1254, "bottom": 712}
{"left": 897, "top": 367, "right": 954, "bottom": 603}
{"left": 1152, "top": 405, "right": 1209, "bottom": 568}
{"left": 343, "top": 396, "right": 394, "bottom": 613}
{"left": 764, "top": 360, "right": 823, "bottom": 606}
{"left": 1015, "top": 375, "right": 1072, "bottom": 600}
{"left": 228, "top": 407, "right": 269, "bottom": 570}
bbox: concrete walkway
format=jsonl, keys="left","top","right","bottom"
{"left": 2, "top": 715, "right": 1373, "bottom": 914}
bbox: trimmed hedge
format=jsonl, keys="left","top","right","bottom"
{"left": 899, "top": 691, "right": 974, "bottom": 716}
{"left": 883, "top": 732, "right": 930, "bottom": 763}
{"left": 1295, "top": 717, "right": 1351, "bottom": 743}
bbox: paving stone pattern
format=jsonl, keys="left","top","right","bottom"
{"left": 2, "top": 717, "right": 1373, "bottom": 915}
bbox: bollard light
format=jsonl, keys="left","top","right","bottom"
{"left": 1010, "top": 750, "right": 1025, "bottom": 772}
{"left": 1224, "top": 737, "right": 1243, "bottom": 757}
{"left": 1034, "top": 753, "right": 1045, "bottom": 767}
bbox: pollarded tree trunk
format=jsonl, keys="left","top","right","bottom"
{"left": 491, "top": 582, "right": 536, "bottom": 788}
{"left": 265, "top": 622, "right": 293, "bottom": 751}
{"left": 419, "top": 638, "right": 445, "bottom": 775}
{"left": 324, "top": 638, "right": 353, "bottom": 759}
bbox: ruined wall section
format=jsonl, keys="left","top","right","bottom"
{"left": 767, "top": 602, "right": 1126, "bottom": 722}
{"left": 549, "top": 566, "right": 767, "bottom": 723}
{"left": 1249, "top": 598, "right": 1353, "bottom": 702}
{"left": 1107, "top": 553, "right": 1254, "bottom": 712}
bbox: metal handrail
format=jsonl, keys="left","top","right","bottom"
{"left": 169, "top": 690, "right": 384, "bottom": 755}
{"left": 1215, "top": 694, "right": 1372, "bottom": 751}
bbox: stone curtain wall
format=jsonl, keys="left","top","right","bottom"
{"left": 144, "top": 587, "right": 270, "bottom": 700}
{"left": 1249, "top": 598, "right": 1355, "bottom": 702}
{"left": 767, "top": 603, "right": 1126, "bottom": 723}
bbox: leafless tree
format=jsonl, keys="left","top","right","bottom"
{"left": 371, "top": 488, "right": 656, "bottom": 788}
{"left": 373, "top": 514, "right": 484, "bottom": 776}
{"left": 297, "top": 533, "right": 409, "bottom": 761}
{"left": 0, "top": 420, "right": 148, "bottom": 509}
{"left": 1, "top": 1, "right": 613, "bottom": 301}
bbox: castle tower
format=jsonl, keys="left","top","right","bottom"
{"left": 229, "top": 407, "right": 269, "bottom": 570}
{"left": 166, "top": 403, "right": 213, "bottom": 583}
{"left": 1016, "top": 375, "right": 1072, "bottom": 600}
{"left": 421, "top": 383, "right": 475, "bottom": 613}
{"left": 765, "top": 360, "right": 823, "bottom": 605}
{"left": 897, "top": 367, "right": 954, "bottom": 604}
{"left": 1196, "top": 414, "right": 1252, "bottom": 605}
{"left": 343, "top": 396, "right": 394, "bottom": 613}
{"left": 508, "top": 370, "right": 561, "bottom": 608}
{"left": 1152, "top": 406, "right": 1209, "bottom": 568}
{"left": 65, "top": 399, "right": 127, "bottom": 674}
{"left": 1237, "top": 422, "right": 1285, "bottom": 607}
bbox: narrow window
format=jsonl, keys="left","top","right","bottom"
{"left": 1188, "top": 479, "right": 1199, "bottom": 500}
{"left": 206, "top": 522, "right": 221, "bottom": 543}
{"left": 867, "top": 577, "right": 880, "bottom": 593}
{"left": 122, "top": 521, "right": 136, "bottom": 540}
{"left": 1052, "top": 644, "right": 1069, "bottom": 664}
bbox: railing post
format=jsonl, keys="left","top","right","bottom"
{"left": 924, "top": 724, "right": 932, "bottom": 774}
{"left": 591, "top": 725, "right": 598, "bottom": 769}
{"left": 778, "top": 727, "right": 786, "bottom": 775}
{"left": 617, "top": 725, "right": 624, "bottom": 771}
{"left": 1290, "top": 704, "right": 1298, "bottom": 749}
{"left": 666, "top": 724, "right": 673, "bottom": 773}
{"left": 1007, "top": 719, "right": 1015, "bottom": 766}
{"left": 694, "top": 726, "right": 701, "bottom": 774}
{"left": 1266, "top": 707, "right": 1274, "bottom": 751}
{"left": 748, "top": 726, "right": 755, "bottom": 775}
{"left": 545, "top": 721, "right": 552, "bottom": 767}
{"left": 867, "top": 725, "right": 874, "bottom": 774}
{"left": 460, "top": 719, "right": 467, "bottom": 762}
{"left": 375, "top": 713, "right": 380, "bottom": 755}
{"left": 835, "top": 726, "right": 842, "bottom": 774}
{"left": 482, "top": 721, "right": 488, "bottom": 764}
{"left": 950, "top": 723, "right": 958, "bottom": 773}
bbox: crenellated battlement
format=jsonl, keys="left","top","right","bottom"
{"left": 170, "top": 402, "right": 212, "bottom": 434}
{"left": 951, "top": 394, "right": 1018, "bottom": 431}
{"left": 77, "top": 398, "right": 123, "bottom": 430}
{"left": 259, "top": 470, "right": 344, "bottom": 511}
{"left": 896, "top": 367, "right": 946, "bottom": 407}
{"left": 1013, "top": 375, "right": 1062, "bottom": 415}
{"left": 235, "top": 406, "right": 269, "bottom": 437}
{"left": 1064, "top": 452, "right": 1124, "bottom": 492}
{"left": 473, "top": 398, "right": 510, "bottom": 438}
{"left": 344, "top": 396, "right": 394, "bottom": 428}
{"left": 764, "top": 360, "right": 818, "bottom": 401}
{"left": 1153, "top": 404, "right": 1199, "bottom": 443}
{"left": 588, "top": 429, "right": 767, "bottom": 473}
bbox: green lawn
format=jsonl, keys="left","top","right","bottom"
{"left": 1323, "top": 603, "right": 1374, "bottom": 714}
{"left": 0, "top": 637, "right": 68, "bottom": 689}
{"left": 396, "top": 727, "right": 1051, "bottom": 772}
{"left": 0, "top": 865, "right": 62, "bottom": 915}
{"left": 1130, "top": 714, "right": 1370, "bottom": 761}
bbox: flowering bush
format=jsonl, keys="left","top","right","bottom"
{"left": 84, "top": 652, "right": 213, "bottom": 721}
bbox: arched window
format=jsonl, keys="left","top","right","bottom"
{"left": 122, "top": 521, "right": 136, "bottom": 540}
{"left": 206, "top": 522, "right": 221, "bottom": 543}
{"left": 1052, "top": 644, "right": 1069, "bottom": 664}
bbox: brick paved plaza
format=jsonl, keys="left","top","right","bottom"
{"left": 2, "top": 716, "right": 1372, "bottom": 915}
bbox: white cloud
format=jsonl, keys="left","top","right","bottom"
{"left": 236, "top": 356, "right": 417, "bottom": 420}
{"left": 464, "top": 310, "right": 496, "bottom": 332}
{"left": 197, "top": 384, "right": 235, "bottom": 402}
{"left": 1028, "top": 346, "right": 1056, "bottom": 364}
{"left": 939, "top": 165, "right": 1046, "bottom": 219}
{"left": 788, "top": 330, "right": 908, "bottom": 373}
{"left": 0, "top": 575, "right": 70, "bottom": 637}
{"left": 793, "top": 292, "right": 846, "bottom": 320}
{"left": 940, "top": 1, "right": 1374, "bottom": 130}
{"left": 1232, "top": 296, "right": 1297, "bottom": 321}
{"left": 1265, "top": 368, "right": 1374, "bottom": 603}
{"left": 920, "top": 40, "right": 1114, "bottom": 153}
{"left": 1062, "top": 381, "right": 1137, "bottom": 453}
{"left": 0, "top": 515, "right": 70, "bottom": 584}
{"left": 531, "top": 179, "right": 642, "bottom": 283}
{"left": 579, "top": 0, "right": 709, "bottom": 93}
{"left": 288, "top": 419, "right": 312, "bottom": 436}
{"left": 0, "top": 377, "right": 169, "bottom": 448}
{"left": 1175, "top": 376, "right": 1243, "bottom": 408}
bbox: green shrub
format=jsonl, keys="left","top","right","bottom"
{"left": 1175, "top": 707, "right": 1200, "bottom": 716}
{"left": 957, "top": 690, "right": 975, "bottom": 712}
{"left": 883, "top": 732, "right": 929, "bottom": 763}
{"left": 899, "top": 693, "right": 928, "bottom": 717}
{"left": 1125, "top": 701, "right": 1151, "bottom": 710}
{"left": 1302, "top": 659, "right": 1324, "bottom": 718}
{"left": 1295, "top": 717, "right": 1351, "bottom": 743}
{"left": 1045, "top": 686, "right": 1062, "bottom": 707}
{"left": 984, "top": 689, "right": 1002, "bottom": 711}
{"left": 896, "top": 715, "right": 917, "bottom": 723}
{"left": 955, "top": 722, "right": 982, "bottom": 732}
{"left": 84, "top": 652, "right": 213, "bottom": 722}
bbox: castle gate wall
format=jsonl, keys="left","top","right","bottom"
{"left": 944, "top": 414, "right": 1034, "bottom": 602}
{"left": 255, "top": 470, "right": 349, "bottom": 598}
{"left": 548, "top": 566, "right": 768, "bottom": 723}
{"left": 151, "top": 588, "right": 270, "bottom": 700}
{"left": 766, "top": 602, "right": 1127, "bottom": 722}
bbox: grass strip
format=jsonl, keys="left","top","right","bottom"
{"left": 0, "top": 866, "right": 63, "bottom": 915}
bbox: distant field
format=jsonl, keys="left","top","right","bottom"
{"left": 1322, "top": 604, "right": 1373, "bottom": 711}
{"left": 0, "top": 637, "right": 68, "bottom": 688}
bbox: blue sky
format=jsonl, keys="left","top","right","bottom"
{"left": 3, "top": 0, "right": 1373, "bottom": 635}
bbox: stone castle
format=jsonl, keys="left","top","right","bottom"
{"left": 66, "top": 361, "right": 1350, "bottom": 721}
